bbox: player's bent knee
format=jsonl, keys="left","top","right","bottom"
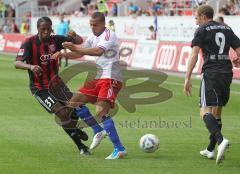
{"left": 95, "top": 101, "right": 111, "bottom": 118}
{"left": 55, "top": 116, "right": 72, "bottom": 126}
{"left": 200, "top": 107, "right": 212, "bottom": 118}
{"left": 53, "top": 106, "right": 74, "bottom": 126}
{"left": 200, "top": 110, "right": 209, "bottom": 118}
{"left": 54, "top": 106, "right": 72, "bottom": 117}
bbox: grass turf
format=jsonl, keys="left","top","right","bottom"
{"left": 0, "top": 54, "right": 240, "bottom": 174}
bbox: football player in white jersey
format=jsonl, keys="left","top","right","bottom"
{"left": 53, "top": 12, "right": 126, "bottom": 159}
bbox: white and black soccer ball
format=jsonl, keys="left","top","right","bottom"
{"left": 139, "top": 134, "right": 160, "bottom": 153}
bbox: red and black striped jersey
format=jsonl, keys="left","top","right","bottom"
{"left": 16, "top": 34, "right": 81, "bottom": 93}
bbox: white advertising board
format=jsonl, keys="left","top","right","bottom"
{"left": 31, "top": 16, "right": 240, "bottom": 42}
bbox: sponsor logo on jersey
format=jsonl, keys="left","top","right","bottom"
{"left": 49, "top": 44, "right": 56, "bottom": 52}
{"left": 40, "top": 54, "right": 54, "bottom": 64}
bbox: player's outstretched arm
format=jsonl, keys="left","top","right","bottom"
{"left": 62, "top": 42, "right": 104, "bottom": 56}
{"left": 52, "top": 51, "right": 83, "bottom": 60}
{"left": 184, "top": 46, "right": 200, "bottom": 96}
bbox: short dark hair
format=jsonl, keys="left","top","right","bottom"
{"left": 91, "top": 12, "right": 105, "bottom": 23}
{"left": 217, "top": 16, "right": 224, "bottom": 23}
{"left": 149, "top": 25, "right": 154, "bottom": 30}
{"left": 197, "top": 5, "right": 214, "bottom": 19}
{"left": 37, "top": 16, "right": 52, "bottom": 28}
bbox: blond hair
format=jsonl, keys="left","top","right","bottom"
{"left": 197, "top": 5, "right": 214, "bottom": 19}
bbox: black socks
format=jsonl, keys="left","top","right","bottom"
{"left": 207, "top": 118, "right": 222, "bottom": 152}
{"left": 203, "top": 113, "right": 223, "bottom": 146}
{"left": 63, "top": 128, "right": 88, "bottom": 151}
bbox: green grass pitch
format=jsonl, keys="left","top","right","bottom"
{"left": 0, "top": 54, "right": 240, "bottom": 174}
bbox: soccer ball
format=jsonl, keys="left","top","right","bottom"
{"left": 139, "top": 134, "right": 160, "bottom": 153}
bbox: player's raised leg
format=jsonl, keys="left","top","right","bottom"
{"left": 68, "top": 92, "right": 107, "bottom": 150}
{"left": 75, "top": 105, "right": 106, "bottom": 149}
{"left": 75, "top": 105, "right": 104, "bottom": 135}
{"left": 95, "top": 100, "right": 126, "bottom": 159}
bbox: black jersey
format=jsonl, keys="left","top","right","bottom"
{"left": 191, "top": 21, "right": 240, "bottom": 73}
{"left": 16, "top": 34, "right": 75, "bottom": 93}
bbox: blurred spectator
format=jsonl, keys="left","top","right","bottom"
{"left": 197, "top": 0, "right": 207, "bottom": 5}
{"left": 0, "top": 0, "right": 5, "bottom": 18}
{"left": 147, "top": 25, "right": 156, "bottom": 40}
{"left": 225, "top": 0, "right": 236, "bottom": 14}
{"left": 82, "top": 0, "right": 91, "bottom": 7}
{"left": 215, "top": 16, "right": 224, "bottom": 24}
{"left": 76, "top": 7, "right": 86, "bottom": 17}
{"left": 3, "top": 0, "right": 238, "bottom": 19}
{"left": 10, "top": 19, "right": 19, "bottom": 33}
{"left": 1, "top": 20, "right": 10, "bottom": 33}
{"left": 4, "top": 4, "right": 15, "bottom": 18}
{"left": 25, "top": 11, "right": 31, "bottom": 21}
{"left": 74, "top": 1, "right": 88, "bottom": 16}
{"left": 151, "top": 1, "right": 162, "bottom": 15}
{"left": 97, "top": 0, "right": 108, "bottom": 16}
{"left": 107, "top": 20, "right": 115, "bottom": 32}
{"left": 215, "top": 16, "right": 228, "bottom": 26}
{"left": 20, "top": 17, "right": 30, "bottom": 34}
{"left": 47, "top": 0, "right": 240, "bottom": 17}
{"left": 111, "top": 3, "right": 118, "bottom": 16}
{"left": 56, "top": 14, "right": 69, "bottom": 67}
{"left": 128, "top": 2, "right": 139, "bottom": 15}
{"left": 57, "top": 14, "right": 69, "bottom": 36}
{"left": 219, "top": 7, "right": 230, "bottom": 15}
{"left": 87, "top": 4, "right": 98, "bottom": 16}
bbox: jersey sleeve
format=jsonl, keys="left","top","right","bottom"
{"left": 54, "top": 35, "right": 69, "bottom": 50}
{"left": 191, "top": 27, "right": 205, "bottom": 48}
{"left": 55, "top": 35, "right": 83, "bottom": 50}
{"left": 16, "top": 38, "right": 31, "bottom": 62}
{"left": 97, "top": 31, "right": 117, "bottom": 51}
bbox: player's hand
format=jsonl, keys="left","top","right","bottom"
{"left": 67, "top": 29, "right": 76, "bottom": 38}
{"left": 62, "top": 42, "right": 77, "bottom": 51}
{"left": 232, "top": 57, "right": 240, "bottom": 68}
{"left": 184, "top": 79, "right": 192, "bottom": 96}
{"left": 52, "top": 51, "right": 63, "bottom": 60}
{"left": 30, "top": 65, "right": 43, "bottom": 76}
{"left": 67, "top": 30, "right": 83, "bottom": 44}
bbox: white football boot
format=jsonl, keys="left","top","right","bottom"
{"left": 200, "top": 149, "right": 214, "bottom": 159}
{"left": 90, "top": 130, "right": 107, "bottom": 150}
{"left": 216, "top": 138, "right": 230, "bottom": 164}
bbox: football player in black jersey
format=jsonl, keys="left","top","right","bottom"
{"left": 15, "top": 16, "right": 91, "bottom": 155}
{"left": 184, "top": 5, "right": 240, "bottom": 164}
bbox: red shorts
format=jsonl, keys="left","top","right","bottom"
{"left": 79, "top": 78, "right": 122, "bottom": 108}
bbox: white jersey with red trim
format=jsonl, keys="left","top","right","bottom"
{"left": 83, "top": 28, "right": 122, "bottom": 81}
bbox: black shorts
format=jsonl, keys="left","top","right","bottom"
{"left": 199, "top": 73, "right": 232, "bottom": 107}
{"left": 33, "top": 82, "right": 73, "bottom": 113}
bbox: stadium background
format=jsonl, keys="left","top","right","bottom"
{"left": 0, "top": 0, "right": 240, "bottom": 174}
{"left": 1, "top": 0, "right": 240, "bottom": 78}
